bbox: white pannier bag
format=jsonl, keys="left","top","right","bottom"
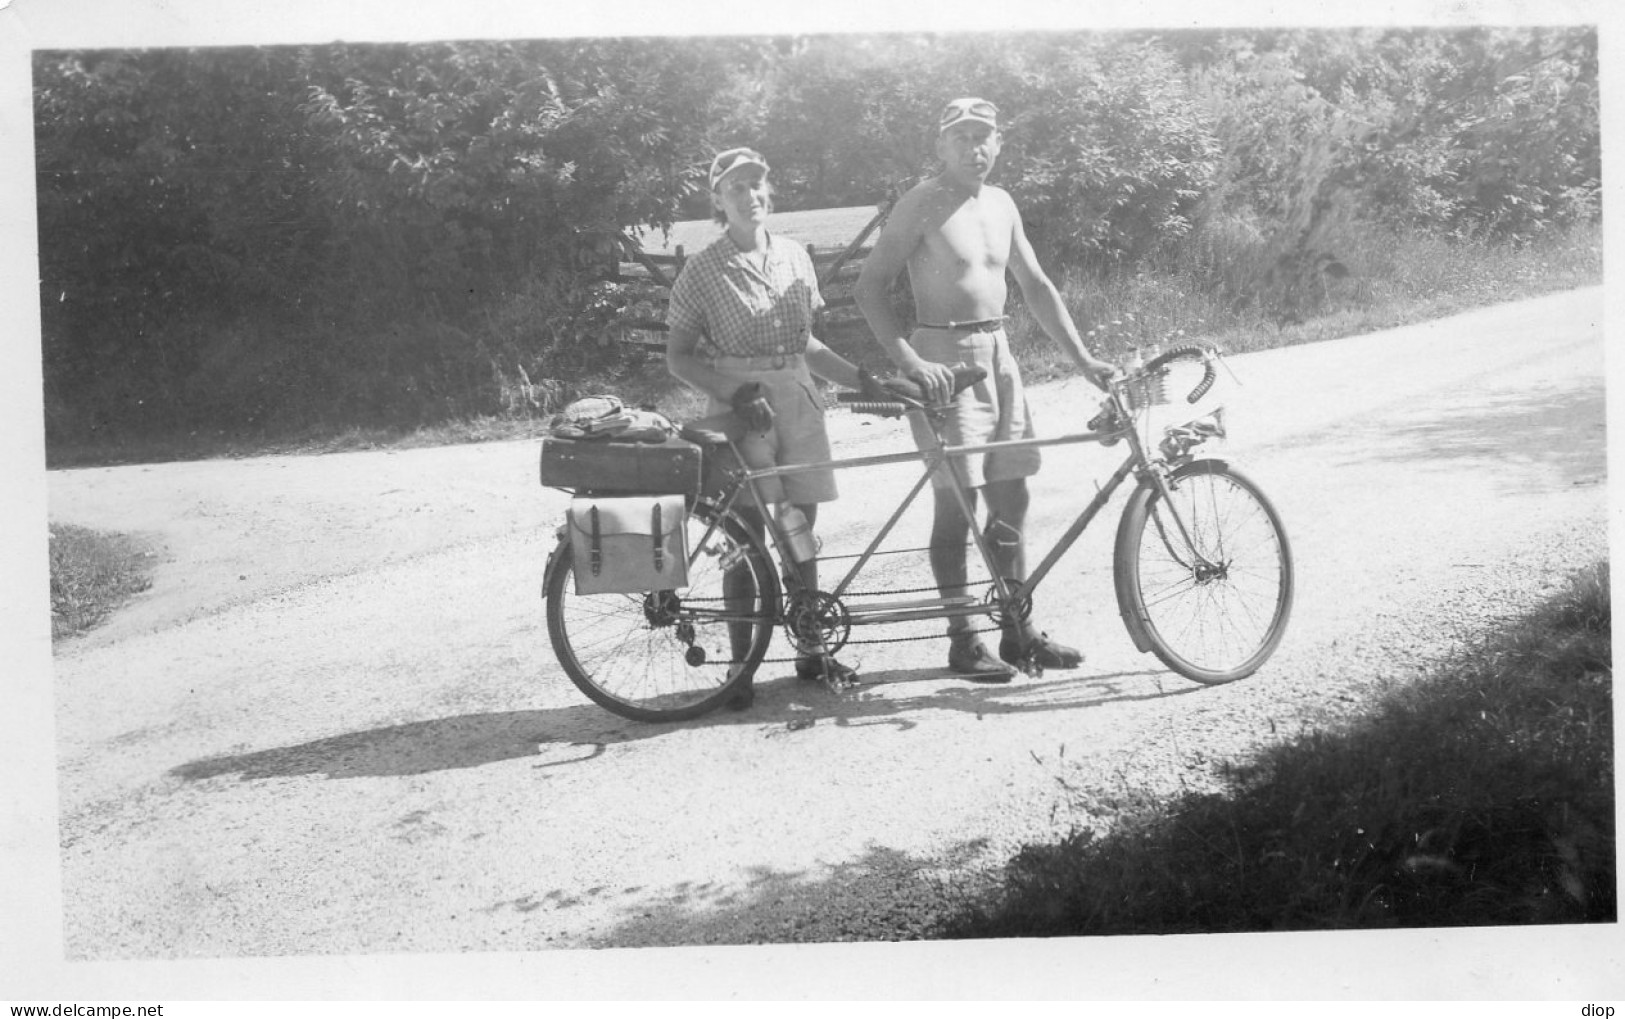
{"left": 567, "top": 494, "right": 690, "bottom": 596}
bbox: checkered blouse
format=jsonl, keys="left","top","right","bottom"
{"left": 665, "top": 231, "right": 824, "bottom": 358}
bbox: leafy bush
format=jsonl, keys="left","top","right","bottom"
{"left": 33, "top": 28, "right": 1600, "bottom": 454}
{"left": 1000, "top": 39, "right": 1221, "bottom": 268}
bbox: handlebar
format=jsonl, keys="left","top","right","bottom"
{"left": 835, "top": 346, "right": 1221, "bottom": 423}
{"left": 836, "top": 364, "right": 987, "bottom": 416}
{"left": 1132, "top": 344, "right": 1218, "bottom": 404}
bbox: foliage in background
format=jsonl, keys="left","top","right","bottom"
{"left": 33, "top": 27, "right": 1599, "bottom": 457}
{"left": 35, "top": 39, "right": 755, "bottom": 439}
{"left": 997, "top": 38, "right": 1221, "bottom": 270}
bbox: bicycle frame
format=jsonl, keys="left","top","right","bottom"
{"left": 689, "top": 378, "right": 1200, "bottom": 634}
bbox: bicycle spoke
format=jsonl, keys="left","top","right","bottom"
{"left": 546, "top": 505, "right": 779, "bottom": 721}
{"left": 1121, "top": 463, "right": 1293, "bottom": 683}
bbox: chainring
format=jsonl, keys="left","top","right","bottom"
{"left": 782, "top": 590, "right": 851, "bottom": 657}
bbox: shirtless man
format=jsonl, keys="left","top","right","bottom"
{"left": 855, "top": 97, "right": 1116, "bottom": 680}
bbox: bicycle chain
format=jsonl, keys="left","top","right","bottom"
{"left": 754, "top": 624, "right": 1003, "bottom": 662}
{"left": 687, "top": 566, "right": 1007, "bottom": 663}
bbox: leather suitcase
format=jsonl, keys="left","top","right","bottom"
{"left": 539, "top": 434, "right": 703, "bottom": 496}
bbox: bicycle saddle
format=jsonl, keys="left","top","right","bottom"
{"left": 874, "top": 363, "right": 986, "bottom": 403}
{"left": 678, "top": 412, "right": 746, "bottom": 446}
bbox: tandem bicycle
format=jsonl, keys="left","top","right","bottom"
{"left": 541, "top": 345, "right": 1294, "bottom": 722}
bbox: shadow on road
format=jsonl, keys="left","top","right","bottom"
{"left": 578, "top": 840, "right": 1002, "bottom": 949}
{"left": 1262, "top": 374, "right": 1606, "bottom": 490}
{"left": 169, "top": 667, "right": 1196, "bottom": 782}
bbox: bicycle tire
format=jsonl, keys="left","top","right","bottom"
{"left": 544, "top": 500, "right": 780, "bottom": 722}
{"left": 1114, "top": 459, "right": 1293, "bottom": 684}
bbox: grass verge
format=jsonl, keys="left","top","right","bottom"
{"left": 49, "top": 523, "right": 157, "bottom": 641}
{"left": 1012, "top": 219, "right": 1604, "bottom": 382}
{"left": 942, "top": 560, "right": 1614, "bottom": 937}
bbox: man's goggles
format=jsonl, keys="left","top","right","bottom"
{"left": 939, "top": 98, "right": 999, "bottom": 133}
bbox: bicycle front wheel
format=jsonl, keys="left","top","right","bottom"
{"left": 1114, "top": 459, "right": 1293, "bottom": 684}
{"left": 544, "top": 501, "right": 780, "bottom": 722}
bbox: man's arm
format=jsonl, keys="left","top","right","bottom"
{"left": 854, "top": 189, "right": 956, "bottom": 401}
{"left": 1004, "top": 195, "right": 1115, "bottom": 389}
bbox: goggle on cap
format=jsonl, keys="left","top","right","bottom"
{"left": 708, "top": 147, "right": 770, "bottom": 190}
{"left": 939, "top": 97, "right": 999, "bottom": 133}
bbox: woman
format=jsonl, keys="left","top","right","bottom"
{"left": 665, "top": 147, "right": 865, "bottom": 708}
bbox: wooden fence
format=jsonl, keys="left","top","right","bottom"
{"left": 613, "top": 202, "right": 891, "bottom": 352}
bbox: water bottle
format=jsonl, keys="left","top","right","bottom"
{"left": 777, "top": 503, "right": 817, "bottom": 563}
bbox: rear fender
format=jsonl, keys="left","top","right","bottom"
{"left": 541, "top": 523, "right": 570, "bottom": 599}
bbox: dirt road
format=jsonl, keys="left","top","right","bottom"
{"left": 37, "top": 287, "right": 1609, "bottom": 987}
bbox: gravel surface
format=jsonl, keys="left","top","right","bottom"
{"left": 24, "top": 287, "right": 1612, "bottom": 996}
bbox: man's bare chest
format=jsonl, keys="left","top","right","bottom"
{"left": 921, "top": 203, "right": 1011, "bottom": 272}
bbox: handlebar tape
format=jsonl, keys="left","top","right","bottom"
{"left": 837, "top": 364, "right": 988, "bottom": 410}
{"left": 841, "top": 401, "right": 908, "bottom": 418}
{"left": 1141, "top": 345, "right": 1217, "bottom": 404}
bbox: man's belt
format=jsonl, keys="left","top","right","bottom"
{"left": 916, "top": 317, "right": 1007, "bottom": 334}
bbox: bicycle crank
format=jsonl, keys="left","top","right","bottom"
{"left": 783, "top": 589, "right": 851, "bottom": 658}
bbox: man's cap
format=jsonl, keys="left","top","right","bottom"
{"left": 939, "top": 97, "right": 999, "bottom": 134}
{"left": 708, "top": 147, "right": 770, "bottom": 190}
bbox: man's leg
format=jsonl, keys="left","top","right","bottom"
{"left": 929, "top": 486, "right": 976, "bottom": 639}
{"left": 983, "top": 478, "right": 1083, "bottom": 669}
{"left": 932, "top": 486, "right": 1017, "bottom": 679}
{"left": 981, "top": 478, "right": 1030, "bottom": 592}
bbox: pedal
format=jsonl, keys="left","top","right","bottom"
{"left": 823, "top": 671, "right": 859, "bottom": 695}
{"left": 1018, "top": 655, "right": 1045, "bottom": 679}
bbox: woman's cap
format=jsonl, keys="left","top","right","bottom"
{"left": 708, "top": 147, "right": 770, "bottom": 190}
{"left": 939, "top": 97, "right": 999, "bottom": 134}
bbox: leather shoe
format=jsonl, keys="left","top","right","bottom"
{"left": 947, "top": 638, "right": 1016, "bottom": 683}
{"left": 797, "top": 655, "right": 860, "bottom": 689}
{"left": 999, "top": 631, "right": 1084, "bottom": 670}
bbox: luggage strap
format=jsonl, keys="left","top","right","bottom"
{"left": 651, "top": 501, "right": 664, "bottom": 572}
{"left": 588, "top": 505, "right": 602, "bottom": 576}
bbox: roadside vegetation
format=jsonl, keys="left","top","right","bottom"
{"left": 36, "top": 28, "right": 1598, "bottom": 467}
{"left": 941, "top": 560, "right": 1614, "bottom": 937}
{"left": 42, "top": 221, "right": 1602, "bottom": 468}
{"left": 48, "top": 524, "right": 156, "bottom": 641}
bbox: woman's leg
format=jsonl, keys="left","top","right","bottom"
{"left": 725, "top": 505, "right": 765, "bottom": 666}
{"left": 790, "top": 502, "right": 858, "bottom": 684}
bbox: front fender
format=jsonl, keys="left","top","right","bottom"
{"left": 1113, "top": 457, "right": 1233, "bottom": 652}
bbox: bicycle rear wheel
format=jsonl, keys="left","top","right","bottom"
{"left": 544, "top": 501, "right": 780, "bottom": 722}
{"left": 1114, "top": 459, "right": 1293, "bottom": 684}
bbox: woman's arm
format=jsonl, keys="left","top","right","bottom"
{"left": 803, "top": 336, "right": 864, "bottom": 390}
{"left": 666, "top": 323, "right": 742, "bottom": 403}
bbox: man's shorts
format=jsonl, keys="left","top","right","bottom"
{"left": 907, "top": 325, "right": 1040, "bottom": 490}
{"left": 704, "top": 353, "right": 838, "bottom": 506}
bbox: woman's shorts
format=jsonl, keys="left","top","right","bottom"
{"left": 704, "top": 354, "right": 838, "bottom": 506}
{"left": 906, "top": 326, "right": 1040, "bottom": 490}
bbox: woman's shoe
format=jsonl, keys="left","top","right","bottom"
{"left": 724, "top": 664, "right": 754, "bottom": 711}
{"left": 796, "top": 655, "right": 860, "bottom": 689}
